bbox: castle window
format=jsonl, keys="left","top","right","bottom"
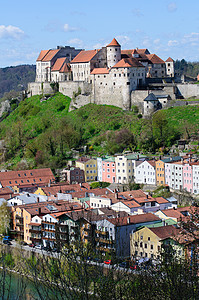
{"left": 98, "top": 75, "right": 100, "bottom": 78}
{"left": 119, "top": 74, "right": 121, "bottom": 77}
{"left": 114, "top": 74, "right": 116, "bottom": 77}
{"left": 126, "top": 82, "right": 130, "bottom": 85}
{"left": 168, "top": 63, "right": 170, "bottom": 66}
{"left": 124, "top": 74, "right": 125, "bottom": 76}
{"left": 127, "top": 73, "right": 129, "bottom": 77}
{"left": 113, "top": 82, "right": 115, "bottom": 85}
{"left": 115, "top": 48, "right": 117, "bottom": 51}
{"left": 100, "top": 82, "right": 102, "bottom": 85}
{"left": 104, "top": 75, "right": 106, "bottom": 78}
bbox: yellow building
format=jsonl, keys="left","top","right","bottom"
{"left": 130, "top": 225, "right": 183, "bottom": 260}
{"left": 155, "top": 159, "right": 166, "bottom": 185}
{"left": 75, "top": 157, "right": 97, "bottom": 182}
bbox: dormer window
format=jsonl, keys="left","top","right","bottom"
{"left": 18, "top": 174, "right": 21, "bottom": 177}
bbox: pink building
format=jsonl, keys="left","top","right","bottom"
{"left": 102, "top": 157, "right": 116, "bottom": 183}
{"left": 183, "top": 163, "right": 193, "bottom": 193}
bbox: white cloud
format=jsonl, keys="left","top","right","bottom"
{"left": 167, "top": 2, "right": 177, "bottom": 12}
{"left": 131, "top": 9, "right": 144, "bottom": 17}
{"left": 92, "top": 43, "right": 105, "bottom": 49}
{"left": 116, "top": 35, "right": 130, "bottom": 46}
{"left": 183, "top": 32, "right": 199, "bottom": 43}
{"left": 0, "top": 25, "right": 24, "bottom": 40}
{"left": 63, "top": 24, "right": 79, "bottom": 32}
{"left": 168, "top": 40, "right": 179, "bottom": 46}
{"left": 67, "top": 38, "right": 83, "bottom": 47}
{"left": 153, "top": 39, "right": 160, "bottom": 45}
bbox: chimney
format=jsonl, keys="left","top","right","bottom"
{"left": 48, "top": 179, "right": 51, "bottom": 187}
{"left": 163, "top": 220, "right": 166, "bottom": 226}
{"left": 137, "top": 154, "right": 139, "bottom": 160}
{"left": 127, "top": 217, "right": 130, "bottom": 224}
{"left": 37, "top": 197, "right": 39, "bottom": 203}
{"left": 38, "top": 207, "right": 41, "bottom": 215}
{"left": 115, "top": 192, "right": 118, "bottom": 199}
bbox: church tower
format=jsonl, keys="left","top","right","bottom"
{"left": 106, "top": 38, "right": 121, "bottom": 68}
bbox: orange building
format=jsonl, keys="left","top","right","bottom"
{"left": 155, "top": 159, "right": 166, "bottom": 185}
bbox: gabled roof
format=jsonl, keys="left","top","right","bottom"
{"left": 41, "top": 49, "right": 60, "bottom": 62}
{"left": 112, "top": 58, "right": 144, "bottom": 68}
{"left": 106, "top": 38, "right": 121, "bottom": 47}
{"left": 160, "top": 209, "right": 184, "bottom": 221}
{"left": 90, "top": 68, "right": 110, "bottom": 75}
{"left": 146, "top": 54, "right": 165, "bottom": 64}
{"left": 70, "top": 50, "right": 98, "bottom": 63}
{"left": 51, "top": 57, "right": 67, "bottom": 71}
{"left": 136, "top": 48, "right": 150, "bottom": 55}
{"left": 36, "top": 50, "right": 50, "bottom": 62}
{"left": 144, "top": 93, "right": 158, "bottom": 102}
{"left": 149, "top": 225, "right": 179, "bottom": 240}
{"left": 0, "top": 168, "right": 55, "bottom": 188}
{"left": 166, "top": 57, "right": 174, "bottom": 62}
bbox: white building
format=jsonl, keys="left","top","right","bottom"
{"left": 135, "top": 160, "right": 156, "bottom": 185}
{"left": 192, "top": 162, "right": 199, "bottom": 194}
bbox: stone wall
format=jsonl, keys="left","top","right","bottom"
{"left": 27, "top": 82, "right": 54, "bottom": 97}
{"left": 176, "top": 83, "right": 199, "bottom": 99}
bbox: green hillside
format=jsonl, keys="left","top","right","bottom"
{"left": 0, "top": 92, "right": 198, "bottom": 170}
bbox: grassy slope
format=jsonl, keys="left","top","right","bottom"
{"left": 0, "top": 93, "right": 71, "bottom": 138}
{"left": 155, "top": 105, "right": 199, "bottom": 137}
{"left": 0, "top": 92, "right": 198, "bottom": 168}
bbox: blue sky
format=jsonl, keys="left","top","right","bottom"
{"left": 0, "top": 0, "right": 199, "bottom": 67}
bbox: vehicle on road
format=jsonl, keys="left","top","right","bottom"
{"left": 3, "top": 240, "right": 12, "bottom": 245}
{"left": 104, "top": 259, "right": 112, "bottom": 265}
{"left": 29, "top": 243, "right": 35, "bottom": 248}
{"left": 35, "top": 244, "right": 42, "bottom": 249}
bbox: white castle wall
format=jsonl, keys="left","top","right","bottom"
{"left": 177, "top": 84, "right": 199, "bottom": 99}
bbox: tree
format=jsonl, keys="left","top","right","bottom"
{"left": 0, "top": 201, "right": 10, "bottom": 235}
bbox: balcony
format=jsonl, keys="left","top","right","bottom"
{"left": 16, "top": 215, "right": 23, "bottom": 220}
{"left": 29, "top": 228, "right": 41, "bottom": 233}
{"left": 96, "top": 246, "right": 112, "bottom": 253}
{"left": 95, "top": 230, "right": 108, "bottom": 236}
{"left": 43, "top": 237, "right": 56, "bottom": 241}
{"left": 42, "top": 221, "right": 56, "bottom": 225}
{"left": 95, "top": 238, "right": 113, "bottom": 244}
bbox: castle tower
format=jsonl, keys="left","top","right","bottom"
{"left": 165, "top": 57, "right": 175, "bottom": 77}
{"left": 106, "top": 38, "right": 121, "bottom": 68}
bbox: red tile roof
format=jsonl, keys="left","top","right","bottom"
{"left": 161, "top": 209, "right": 184, "bottom": 221}
{"left": 0, "top": 187, "right": 14, "bottom": 199}
{"left": 121, "top": 200, "right": 141, "bottom": 208}
{"left": 60, "top": 62, "right": 71, "bottom": 73}
{"left": 0, "top": 168, "right": 55, "bottom": 188}
{"left": 112, "top": 58, "right": 144, "bottom": 68}
{"left": 90, "top": 68, "right": 110, "bottom": 75}
{"left": 51, "top": 57, "right": 66, "bottom": 71}
{"left": 41, "top": 183, "right": 87, "bottom": 197}
{"left": 41, "top": 49, "right": 60, "bottom": 62}
{"left": 109, "top": 213, "right": 160, "bottom": 226}
{"left": 106, "top": 38, "right": 121, "bottom": 47}
{"left": 166, "top": 57, "right": 174, "bottom": 62}
{"left": 146, "top": 54, "right": 165, "bottom": 64}
{"left": 149, "top": 225, "right": 179, "bottom": 240}
{"left": 36, "top": 50, "right": 49, "bottom": 61}
{"left": 70, "top": 50, "right": 98, "bottom": 63}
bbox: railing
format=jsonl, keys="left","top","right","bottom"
{"left": 95, "top": 230, "right": 108, "bottom": 235}
{"left": 95, "top": 238, "right": 113, "bottom": 244}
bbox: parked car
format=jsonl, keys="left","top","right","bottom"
{"left": 35, "top": 244, "right": 42, "bottom": 249}
{"left": 104, "top": 259, "right": 112, "bottom": 265}
{"left": 29, "top": 243, "right": 35, "bottom": 248}
{"left": 3, "top": 240, "right": 12, "bottom": 245}
{"left": 129, "top": 263, "right": 138, "bottom": 270}
{"left": 20, "top": 241, "right": 28, "bottom": 246}
{"left": 119, "top": 261, "right": 129, "bottom": 269}
{"left": 3, "top": 236, "right": 11, "bottom": 242}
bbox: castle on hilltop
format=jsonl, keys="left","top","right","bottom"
{"left": 28, "top": 38, "right": 178, "bottom": 114}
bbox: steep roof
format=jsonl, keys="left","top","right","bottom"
{"left": 166, "top": 57, "right": 174, "bottom": 62}
{"left": 51, "top": 57, "right": 67, "bottom": 71}
{"left": 146, "top": 54, "right": 165, "bottom": 64}
{"left": 144, "top": 93, "right": 158, "bottom": 102}
{"left": 112, "top": 58, "right": 144, "bottom": 68}
{"left": 149, "top": 225, "right": 179, "bottom": 240}
{"left": 106, "top": 38, "right": 121, "bottom": 47}
{"left": 36, "top": 50, "right": 49, "bottom": 62}
{"left": 0, "top": 168, "right": 55, "bottom": 188}
{"left": 41, "top": 49, "right": 60, "bottom": 62}
{"left": 70, "top": 50, "right": 98, "bottom": 63}
{"left": 91, "top": 68, "right": 110, "bottom": 75}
